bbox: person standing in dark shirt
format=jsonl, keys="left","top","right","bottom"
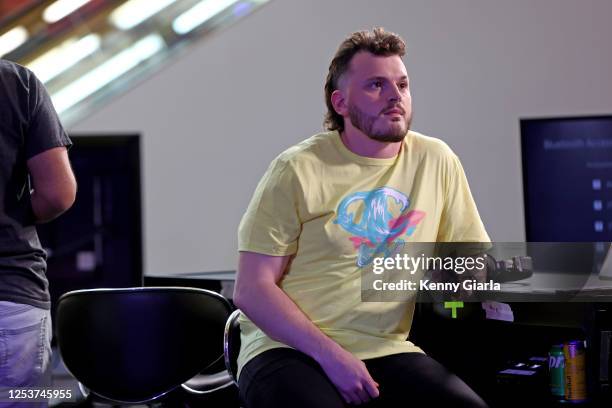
{"left": 0, "top": 60, "right": 76, "bottom": 404}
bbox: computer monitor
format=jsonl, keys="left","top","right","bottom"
{"left": 37, "top": 135, "right": 143, "bottom": 319}
{"left": 520, "top": 115, "right": 612, "bottom": 272}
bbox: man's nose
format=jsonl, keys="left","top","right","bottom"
{"left": 387, "top": 84, "right": 402, "bottom": 102}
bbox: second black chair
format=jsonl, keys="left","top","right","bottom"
{"left": 55, "top": 286, "right": 233, "bottom": 404}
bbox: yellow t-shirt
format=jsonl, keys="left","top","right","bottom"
{"left": 237, "top": 130, "right": 489, "bottom": 376}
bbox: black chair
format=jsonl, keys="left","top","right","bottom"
{"left": 55, "top": 287, "right": 234, "bottom": 404}
{"left": 223, "top": 309, "right": 242, "bottom": 384}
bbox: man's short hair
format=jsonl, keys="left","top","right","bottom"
{"left": 324, "top": 27, "right": 406, "bottom": 132}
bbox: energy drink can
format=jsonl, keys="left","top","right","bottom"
{"left": 564, "top": 340, "right": 587, "bottom": 402}
{"left": 548, "top": 344, "right": 565, "bottom": 398}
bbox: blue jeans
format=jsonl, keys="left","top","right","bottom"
{"left": 0, "top": 301, "right": 52, "bottom": 408}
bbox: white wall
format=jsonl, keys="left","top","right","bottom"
{"left": 70, "top": 0, "right": 612, "bottom": 276}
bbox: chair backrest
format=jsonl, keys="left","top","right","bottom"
{"left": 224, "top": 309, "right": 242, "bottom": 384}
{"left": 55, "top": 287, "right": 232, "bottom": 403}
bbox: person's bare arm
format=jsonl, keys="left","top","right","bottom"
{"left": 233, "top": 251, "right": 379, "bottom": 405}
{"left": 27, "top": 147, "right": 76, "bottom": 223}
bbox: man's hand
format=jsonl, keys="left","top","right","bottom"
{"left": 316, "top": 345, "right": 379, "bottom": 405}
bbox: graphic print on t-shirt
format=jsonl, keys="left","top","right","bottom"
{"left": 333, "top": 186, "right": 425, "bottom": 267}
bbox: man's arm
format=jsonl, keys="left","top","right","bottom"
{"left": 233, "top": 251, "right": 379, "bottom": 405}
{"left": 27, "top": 146, "right": 76, "bottom": 223}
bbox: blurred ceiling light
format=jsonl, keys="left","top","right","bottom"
{"left": 0, "top": 26, "right": 28, "bottom": 57}
{"left": 27, "top": 34, "right": 101, "bottom": 83}
{"left": 110, "top": 0, "right": 178, "bottom": 30}
{"left": 43, "top": 0, "right": 91, "bottom": 23}
{"left": 52, "top": 34, "right": 165, "bottom": 114}
{"left": 172, "top": 0, "right": 239, "bottom": 35}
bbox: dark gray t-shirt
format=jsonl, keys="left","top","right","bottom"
{"left": 0, "top": 60, "right": 72, "bottom": 309}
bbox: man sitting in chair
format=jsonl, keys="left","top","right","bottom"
{"left": 234, "top": 27, "right": 489, "bottom": 408}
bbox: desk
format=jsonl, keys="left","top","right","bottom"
{"left": 145, "top": 271, "right": 236, "bottom": 282}
{"left": 144, "top": 271, "right": 236, "bottom": 300}
{"left": 411, "top": 301, "right": 611, "bottom": 407}
{"left": 495, "top": 270, "right": 612, "bottom": 302}
{"left": 458, "top": 271, "right": 611, "bottom": 406}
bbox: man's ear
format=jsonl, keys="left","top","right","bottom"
{"left": 331, "top": 89, "right": 348, "bottom": 116}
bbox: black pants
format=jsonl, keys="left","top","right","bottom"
{"left": 239, "top": 348, "right": 489, "bottom": 408}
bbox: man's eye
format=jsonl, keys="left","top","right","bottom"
{"left": 399, "top": 82, "right": 408, "bottom": 89}
{"left": 370, "top": 81, "right": 383, "bottom": 89}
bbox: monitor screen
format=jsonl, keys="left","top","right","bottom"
{"left": 521, "top": 116, "right": 612, "bottom": 272}
{"left": 37, "top": 135, "right": 143, "bottom": 317}
{"left": 521, "top": 115, "right": 612, "bottom": 241}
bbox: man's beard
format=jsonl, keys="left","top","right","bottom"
{"left": 348, "top": 103, "right": 411, "bottom": 143}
